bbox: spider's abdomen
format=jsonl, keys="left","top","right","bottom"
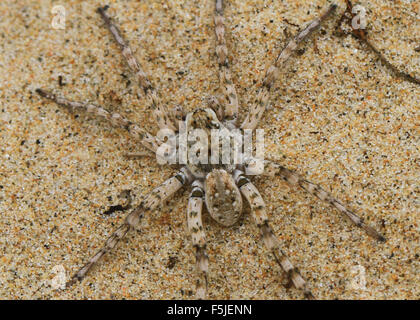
{"left": 204, "top": 169, "right": 242, "bottom": 226}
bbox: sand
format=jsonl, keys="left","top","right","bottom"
{"left": 0, "top": 0, "right": 418, "bottom": 299}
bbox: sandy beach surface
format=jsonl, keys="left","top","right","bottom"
{"left": 0, "top": 0, "right": 418, "bottom": 299}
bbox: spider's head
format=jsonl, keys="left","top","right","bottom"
{"left": 185, "top": 108, "right": 221, "bottom": 133}
{"left": 185, "top": 108, "right": 226, "bottom": 177}
{"left": 204, "top": 169, "right": 242, "bottom": 226}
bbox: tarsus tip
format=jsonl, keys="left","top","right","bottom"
{"left": 97, "top": 5, "right": 109, "bottom": 14}
{"left": 36, "top": 88, "right": 46, "bottom": 97}
{"left": 378, "top": 235, "right": 386, "bottom": 243}
{"left": 305, "top": 291, "right": 315, "bottom": 300}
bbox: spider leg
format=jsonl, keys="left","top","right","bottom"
{"left": 36, "top": 89, "right": 160, "bottom": 153}
{"left": 234, "top": 170, "right": 314, "bottom": 299}
{"left": 124, "top": 151, "right": 155, "bottom": 160}
{"left": 214, "top": 0, "right": 240, "bottom": 127}
{"left": 66, "top": 167, "right": 193, "bottom": 287}
{"left": 241, "top": 3, "right": 337, "bottom": 130}
{"left": 169, "top": 104, "right": 186, "bottom": 130}
{"left": 245, "top": 159, "right": 386, "bottom": 242}
{"left": 97, "top": 6, "right": 177, "bottom": 131}
{"left": 206, "top": 95, "right": 225, "bottom": 121}
{"left": 187, "top": 180, "right": 209, "bottom": 299}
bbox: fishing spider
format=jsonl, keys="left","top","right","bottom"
{"left": 36, "top": 1, "right": 385, "bottom": 299}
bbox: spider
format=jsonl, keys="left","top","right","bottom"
{"left": 36, "top": 0, "right": 385, "bottom": 299}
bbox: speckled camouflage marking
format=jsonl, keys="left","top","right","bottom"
{"left": 234, "top": 170, "right": 313, "bottom": 298}
{"left": 66, "top": 167, "right": 192, "bottom": 287}
{"left": 97, "top": 6, "right": 177, "bottom": 131}
{"left": 206, "top": 95, "right": 225, "bottom": 121}
{"left": 36, "top": 1, "right": 386, "bottom": 300}
{"left": 187, "top": 180, "right": 208, "bottom": 299}
{"left": 241, "top": 4, "right": 337, "bottom": 130}
{"left": 205, "top": 169, "right": 242, "bottom": 227}
{"left": 214, "top": 0, "right": 239, "bottom": 126}
{"left": 35, "top": 89, "right": 160, "bottom": 153}
{"left": 185, "top": 108, "right": 225, "bottom": 177}
{"left": 169, "top": 104, "right": 186, "bottom": 129}
{"left": 251, "top": 160, "right": 385, "bottom": 241}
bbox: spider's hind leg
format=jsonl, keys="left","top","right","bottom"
{"left": 234, "top": 171, "right": 314, "bottom": 299}
{"left": 246, "top": 159, "right": 386, "bottom": 242}
{"left": 187, "top": 180, "right": 209, "bottom": 299}
{"left": 66, "top": 168, "right": 193, "bottom": 287}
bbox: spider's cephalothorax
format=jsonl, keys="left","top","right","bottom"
{"left": 184, "top": 107, "right": 224, "bottom": 177}
{"left": 185, "top": 108, "right": 243, "bottom": 226}
{"left": 184, "top": 107, "right": 239, "bottom": 166}
{"left": 37, "top": 1, "right": 385, "bottom": 300}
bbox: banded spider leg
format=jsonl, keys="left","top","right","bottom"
{"left": 187, "top": 180, "right": 209, "bottom": 299}
{"left": 35, "top": 89, "right": 160, "bottom": 153}
{"left": 234, "top": 171, "right": 314, "bottom": 299}
{"left": 214, "top": 0, "right": 240, "bottom": 128}
{"left": 241, "top": 3, "right": 338, "bottom": 130}
{"left": 245, "top": 159, "right": 386, "bottom": 241}
{"left": 97, "top": 6, "right": 178, "bottom": 131}
{"left": 66, "top": 168, "right": 193, "bottom": 287}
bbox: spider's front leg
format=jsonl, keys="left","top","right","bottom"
{"left": 36, "top": 89, "right": 160, "bottom": 153}
{"left": 66, "top": 168, "right": 193, "bottom": 287}
{"left": 241, "top": 3, "right": 338, "bottom": 130}
{"left": 214, "top": 0, "right": 240, "bottom": 127}
{"left": 206, "top": 95, "right": 225, "bottom": 121}
{"left": 187, "top": 180, "right": 209, "bottom": 299}
{"left": 245, "top": 159, "right": 386, "bottom": 241}
{"left": 97, "top": 6, "right": 177, "bottom": 131}
{"left": 234, "top": 171, "right": 314, "bottom": 299}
